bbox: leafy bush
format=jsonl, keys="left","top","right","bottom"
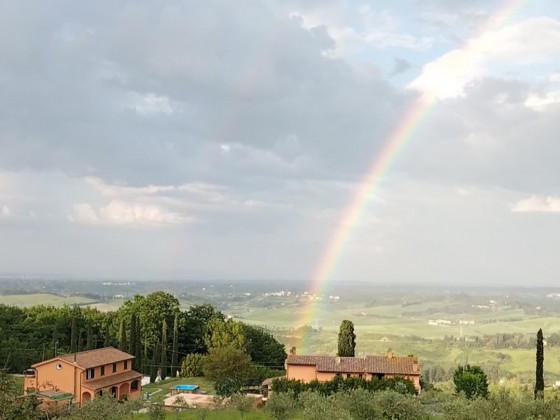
{"left": 180, "top": 353, "right": 206, "bottom": 377}
{"left": 215, "top": 377, "right": 244, "bottom": 397}
{"left": 265, "top": 390, "right": 298, "bottom": 420}
{"left": 271, "top": 374, "right": 417, "bottom": 397}
{"left": 453, "top": 365, "right": 489, "bottom": 399}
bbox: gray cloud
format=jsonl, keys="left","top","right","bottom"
{"left": 0, "top": 1, "right": 558, "bottom": 283}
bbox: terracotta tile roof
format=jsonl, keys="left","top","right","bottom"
{"left": 286, "top": 355, "right": 419, "bottom": 375}
{"left": 83, "top": 370, "right": 142, "bottom": 391}
{"left": 365, "top": 356, "right": 418, "bottom": 375}
{"left": 33, "top": 347, "right": 134, "bottom": 370}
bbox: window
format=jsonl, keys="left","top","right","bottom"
{"left": 131, "top": 380, "right": 139, "bottom": 391}
{"left": 100, "top": 366, "right": 105, "bottom": 376}
{"left": 56, "top": 363, "right": 62, "bottom": 370}
{"left": 86, "top": 368, "right": 95, "bottom": 380}
{"left": 124, "top": 360, "right": 128, "bottom": 370}
{"left": 358, "top": 374, "right": 363, "bottom": 379}
{"left": 346, "top": 374, "right": 351, "bottom": 379}
{"left": 112, "top": 363, "right": 117, "bottom": 373}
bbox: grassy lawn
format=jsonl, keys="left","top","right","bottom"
{"left": 142, "top": 376, "right": 215, "bottom": 403}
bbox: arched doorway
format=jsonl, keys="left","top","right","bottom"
{"left": 119, "top": 383, "right": 129, "bottom": 400}
{"left": 82, "top": 391, "right": 91, "bottom": 403}
{"left": 110, "top": 386, "right": 117, "bottom": 398}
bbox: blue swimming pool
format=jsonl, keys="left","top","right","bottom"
{"left": 174, "top": 385, "right": 198, "bottom": 391}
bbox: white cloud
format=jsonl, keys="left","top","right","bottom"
{"left": 525, "top": 91, "right": 560, "bottom": 112}
{"left": 68, "top": 200, "right": 191, "bottom": 226}
{"left": 68, "top": 203, "right": 99, "bottom": 224}
{"left": 85, "top": 177, "right": 176, "bottom": 197}
{"left": 128, "top": 92, "right": 180, "bottom": 115}
{"left": 410, "top": 17, "right": 560, "bottom": 99}
{"left": 99, "top": 200, "right": 190, "bottom": 225}
{"left": 511, "top": 196, "right": 560, "bottom": 213}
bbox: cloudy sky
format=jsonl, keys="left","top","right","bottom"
{"left": 0, "top": 0, "right": 558, "bottom": 284}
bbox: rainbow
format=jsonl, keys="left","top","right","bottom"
{"left": 295, "top": 0, "right": 530, "bottom": 351}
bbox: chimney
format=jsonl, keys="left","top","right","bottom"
{"left": 73, "top": 354, "right": 77, "bottom": 363}
{"left": 335, "top": 357, "right": 341, "bottom": 364}
{"left": 413, "top": 358, "right": 418, "bottom": 372}
{"left": 386, "top": 349, "right": 394, "bottom": 359}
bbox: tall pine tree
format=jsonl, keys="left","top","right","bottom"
{"left": 535, "top": 328, "right": 544, "bottom": 399}
{"left": 86, "top": 326, "right": 93, "bottom": 350}
{"left": 150, "top": 341, "right": 160, "bottom": 383}
{"left": 70, "top": 318, "right": 77, "bottom": 353}
{"left": 171, "top": 314, "right": 179, "bottom": 378}
{"left": 119, "top": 319, "right": 126, "bottom": 351}
{"left": 337, "top": 320, "right": 356, "bottom": 357}
{"left": 135, "top": 319, "right": 142, "bottom": 373}
{"left": 129, "top": 314, "right": 137, "bottom": 368}
{"left": 103, "top": 317, "right": 111, "bottom": 348}
{"left": 160, "top": 320, "right": 168, "bottom": 380}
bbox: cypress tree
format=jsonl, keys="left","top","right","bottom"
{"left": 337, "top": 320, "right": 356, "bottom": 357}
{"left": 103, "top": 319, "right": 111, "bottom": 347}
{"left": 171, "top": 314, "right": 179, "bottom": 378}
{"left": 150, "top": 341, "right": 160, "bottom": 383}
{"left": 86, "top": 326, "right": 93, "bottom": 350}
{"left": 128, "top": 314, "right": 140, "bottom": 370}
{"left": 129, "top": 314, "right": 137, "bottom": 361}
{"left": 161, "top": 320, "right": 168, "bottom": 380}
{"left": 135, "top": 318, "right": 142, "bottom": 373}
{"left": 119, "top": 319, "right": 126, "bottom": 351}
{"left": 70, "top": 318, "right": 77, "bottom": 353}
{"left": 535, "top": 328, "right": 544, "bottom": 399}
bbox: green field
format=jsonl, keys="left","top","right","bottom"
{"left": 0, "top": 293, "right": 96, "bottom": 307}
{"left": 227, "top": 297, "right": 560, "bottom": 382}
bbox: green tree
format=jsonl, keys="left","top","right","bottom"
{"left": 335, "top": 388, "right": 379, "bottom": 420}
{"left": 150, "top": 341, "right": 160, "bottom": 383}
{"left": 0, "top": 369, "right": 42, "bottom": 419}
{"left": 215, "top": 377, "right": 244, "bottom": 397}
{"left": 118, "top": 318, "right": 126, "bottom": 351}
{"left": 70, "top": 317, "right": 78, "bottom": 353}
{"left": 181, "top": 353, "right": 206, "bottom": 377}
{"left": 135, "top": 318, "right": 142, "bottom": 373}
{"left": 160, "top": 320, "right": 168, "bottom": 380}
{"left": 86, "top": 326, "right": 93, "bottom": 350}
{"left": 337, "top": 320, "right": 356, "bottom": 357}
{"left": 372, "top": 390, "right": 429, "bottom": 420}
{"left": 129, "top": 314, "right": 138, "bottom": 370}
{"left": 266, "top": 391, "right": 298, "bottom": 420}
{"left": 229, "top": 392, "right": 254, "bottom": 419}
{"left": 171, "top": 314, "right": 179, "bottom": 378}
{"left": 300, "top": 391, "right": 352, "bottom": 420}
{"left": 241, "top": 324, "right": 287, "bottom": 368}
{"left": 103, "top": 319, "right": 111, "bottom": 348}
{"left": 535, "top": 328, "right": 544, "bottom": 399}
{"left": 453, "top": 365, "right": 489, "bottom": 399}
{"left": 203, "top": 346, "right": 251, "bottom": 386}
{"left": 184, "top": 304, "right": 225, "bottom": 354}
{"left": 204, "top": 318, "right": 246, "bottom": 350}
{"left": 147, "top": 402, "right": 166, "bottom": 420}
{"left": 117, "top": 292, "right": 180, "bottom": 361}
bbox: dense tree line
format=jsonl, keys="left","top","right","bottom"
{"left": 272, "top": 374, "right": 418, "bottom": 397}
{"left": 0, "top": 292, "right": 286, "bottom": 380}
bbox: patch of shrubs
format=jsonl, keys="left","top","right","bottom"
{"left": 271, "top": 374, "right": 417, "bottom": 397}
